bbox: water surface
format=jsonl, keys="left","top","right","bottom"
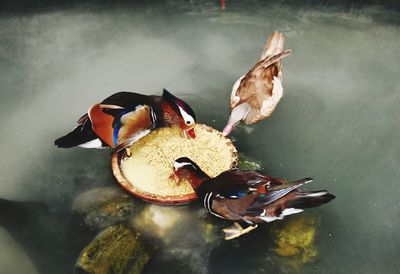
{"left": 0, "top": 1, "right": 399, "bottom": 273}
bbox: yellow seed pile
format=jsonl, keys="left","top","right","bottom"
{"left": 120, "top": 124, "right": 237, "bottom": 197}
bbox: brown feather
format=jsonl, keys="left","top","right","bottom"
{"left": 88, "top": 104, "right": 115, "bottom": 147}
{"left": 262, "top": 49, "right": 292, "bottom": 69}
{"left": 261, "top": 31, "right": 286, "bottom": 60}
{"left": 160, "top": 101, "right": 181, "bottom": 126}
{"left": 230, "top": 32, "right": 292, "bottom": 125}
{"left": 264, "top": 191, "right": 297, "bottom": 217}
{"left": 213, "top": 191, "right": 299, "bottom": 223}
{"left": 117, "top": 106, "right": 153, "bottom": 144}
{"left": 212, "top": 194, "right": 257, "bottom": 221}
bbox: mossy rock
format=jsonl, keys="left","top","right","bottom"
{"left": 270, "top": 215, "right": 320, "bottom": 271}
{"left": 76, "top": 224, "right": 155, "bottom": 274}
{"left": 237, "top": 154, "right": 262, "bottom": 170}
{"left": 72, "top": 187, "right": 139, "bottom": 229}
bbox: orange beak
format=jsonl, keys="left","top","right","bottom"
{"left": 169, "top": 171, "right": 178, "bottom": 180}
{"left": 187, "top": 128, "right": 196, "bottom": 139}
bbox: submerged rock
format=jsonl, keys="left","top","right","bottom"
{"left": 131, "top": 204, "right": 224, "bottom": 274}
{"left": 72, "top": 187, "right": 139, "bottom": 229}
{"left": 237, "top": 154, "right": 262, "bottom": 170}
{"left": 76, "top": 224, "right": 155, "bottom": 274}
{"left": 271, "top": 215, "right": 320, "bottom": 271}
{"left": 132, "top": 204, "right": 183, "bottom": 239}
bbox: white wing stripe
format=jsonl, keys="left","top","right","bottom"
{"left": 230, "top": 75, "right": 245, "bottom": 106}
{"left": 78, "top": 138, "right": 104, "bottom": 149}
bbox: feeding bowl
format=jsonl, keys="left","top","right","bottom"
{"left": 111, "top": 124, "right": 238, "bottom": 205}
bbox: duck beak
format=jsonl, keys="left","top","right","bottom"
{"left": 169, "top": 171, "right": 178, "bottom": 180}
{"left": 170, "top": 163, "right": 179, "bottom": 179}
{"left": 222, "top": 103, "right": 251, "bottom": 136}
{"left": 184, "top": 128, "right": 196, "bottom": 139}
{"left": 222, "top": 124, "right": 234, "bottom": 136}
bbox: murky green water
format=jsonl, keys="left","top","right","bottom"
{"left": 0, "top": 1, "right": 399, "bottom": 274}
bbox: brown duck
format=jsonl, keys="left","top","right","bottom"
{"left": 173, "top": 157, "right": 335, "bottom": 240}
{"left": 223, "top": 31, "right": 292, "bottom": 135}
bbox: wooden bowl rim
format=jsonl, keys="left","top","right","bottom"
{"left": 111, "top": 124, "right": 238, "bottom": 205}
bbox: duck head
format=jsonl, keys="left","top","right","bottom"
{"left": 173, "top": 157, "right": 210, "bottom": 194}
{"left": 161, "top": 89, "right": 196, "bottom": 138}
{"left": 222, "top": 103, "right": 251, "bottom": 136}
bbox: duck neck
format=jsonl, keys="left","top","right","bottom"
{"left": 148, "top": 96, "right": 165, "bottom": 128}
{"left": 159, "top": 101, "right": 180, "bottom": 127}
{"left": 185, "top": 167, "right": 211, "bottom": 198}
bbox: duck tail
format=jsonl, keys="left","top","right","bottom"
{"left": 262, "top": 49, "right": 292, "bottom": 69}
{"left": 288, "top": 191, "right": 336, "bottom": 209}
{"left": 54, "top": 119, "right": 101, "bottom": 148}
{"left": 261, "top": 31, "right": 286, "bottom": 60}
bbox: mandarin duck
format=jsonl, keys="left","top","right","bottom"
{"left": 173, "top": 157, "right": 335, "bottom": 240}
{"left": 55, "top": 89, "right": 196, "bottom": 154}
{"left": 222, "top": 31, "right": 292, "bottom": 136}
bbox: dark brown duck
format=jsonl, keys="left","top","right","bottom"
{"left": 173, "top": 157, "right": 335, "bottom": 240}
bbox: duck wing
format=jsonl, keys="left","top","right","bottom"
{"left": 260, "top": 31, "right": 285, "bottom": 60}
{"left": 89, "top": 103, "right": 156, "bottom": 149}
{"left": 230, "top": 32, "right": 292, "bottom": 124}
{"left": 248, "top": 178, "right": 313, "bottom": 209}
{"left": 54, "top": 116, "right": 102, "bottom": 148}
{"left": 198, "top": 169, "right": 270, "bottom": 199}
{"left": 100, "top": 91, "right": 160, "bottom": 109}
{"left": 242, "top": 178, "right": 335, "bottom": 223}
